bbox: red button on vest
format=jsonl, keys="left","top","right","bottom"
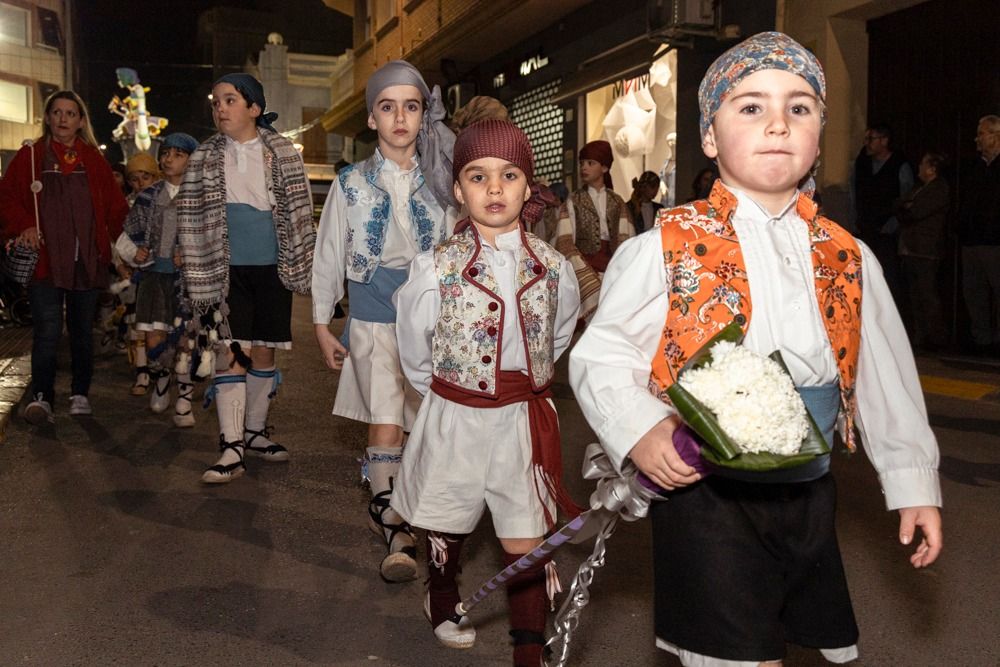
{"left": 487, "top": 326, "right": 498, "bottom": 336}
{"left": 481, "top": 355, "right": 491, "bottom": 363}
{"left": 532, "top": 264, "right": 543, "bottom": 275}
{"left": 478, "top": 380, "right": 488, "bottom": 390}
{"left": 488, "top": 302, "right": 499, "bottom": 311}
{"left": 468, "top": 267, "right": 479, "bottom": 277}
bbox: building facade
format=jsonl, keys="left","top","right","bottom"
{"left": 0, "top": 0, "right": 71, "bottom": 171}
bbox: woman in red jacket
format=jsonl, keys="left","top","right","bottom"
{"left": 0, "top": 90, "right": 128, "bottom": 424}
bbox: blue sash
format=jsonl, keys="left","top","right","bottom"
{"left": 716, "top": 383, "right": 840, "bottom": 484}
{"left": 339, "top": 265, "right": 408, "bottom": 350}
{"left": 226, "top": 203, "right": 278, "bottom": 265}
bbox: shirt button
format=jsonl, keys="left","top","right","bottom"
{"left": 478, "top": 380, "right": 488, "bottom": 390}
{"left": 488, "top": 302, "right": 499, "bottom": 311}
{"left": 481, "top": 355, "right": 492, "bottom": 364}
{"left": 783, "top": 256, "right": 792, "bottom": 266}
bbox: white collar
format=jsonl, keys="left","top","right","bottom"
{"left": 587, "top": 185, "right": 606, "bottom": 197}
{"left": 726, "top": 185, "right": 798, "bottom": 224}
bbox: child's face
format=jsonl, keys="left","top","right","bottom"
{"left": 580, "top": 159, "right": 607, "bottom": 188}
{"left": 127, "top": 170, "right": 156, "bottom": 192}
{"left": 211, "top": 83, "right": 260, "bottom": 141}
{"left": 702, "top": 69, "right": 821, "bottom": 204}
{"left": 367, "top": 84, "right": 423, "bottom": 153}
{"left": 454, "top": 157, "right": 531, "bottom": 236}
{"left": 159, "top": 147, "right": 190, "bottom": 179}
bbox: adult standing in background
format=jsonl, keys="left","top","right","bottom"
{"left": 627, "top": 171, "right": 663, "bottom": 235}
{"left": 896, "top": 152, "right": 951, "bottom": 351}
{"left": 957, "top": 115, "right": 1000, "bottom": 354}
{"left": 853, "top": 123, "right": 913, "bottom": 305}
{"left": 0, "top": 90, "right": 129, "bottom": 424}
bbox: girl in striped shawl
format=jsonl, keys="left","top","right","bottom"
{"left": 176, "top": 73, "right": 315, "bottom": 484}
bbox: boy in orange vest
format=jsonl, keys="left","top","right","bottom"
{"left": 570, "top": 32, "right": 942, "bottom": 666}
{"left": 394, "top": 119, "right": 580, "bottom": 665}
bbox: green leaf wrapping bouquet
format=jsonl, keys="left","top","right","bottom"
{"left": 667, "top": 321, "right": 830, "bottom": 473}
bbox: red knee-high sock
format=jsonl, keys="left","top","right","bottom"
{"left": 426, "top": 532, "right": 466, "bottom": 627}
{"left": 504, "top": 551, "right": 548, "bottom": 667}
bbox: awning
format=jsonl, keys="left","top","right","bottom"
{"left": 550, "top": 39, "right": 669, "bottom": 106}
{"left": 319, "top": 88, "right": 368, "bottom": 136}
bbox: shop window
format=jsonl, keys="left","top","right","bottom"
{"left": 0, "top": 79, "right": 31, "bottom": 123}
{"left": 0, "top": 3, "right": 29, "bottom": 46}
{"left": 36, "top": 7, "right": 63, "bottom": 51}
{"left": 509, "top": 79, "right": 564, "bottom": 186}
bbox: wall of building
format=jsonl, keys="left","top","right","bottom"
{"left": 779, "top": 0, "right": 927, "bottom": 222}
{"left": 0, "top": 0, "right": 67, "bottom": 157}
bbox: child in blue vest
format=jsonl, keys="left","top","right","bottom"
{"left": 394, "top": 119, "right": 580, "bottom": 665}
{"left": 312, "top": 60, "right": 456, "bottom": 582}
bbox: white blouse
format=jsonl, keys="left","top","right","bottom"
{"left": 569, "top": 187, "right": 941, "bottom": 510}
{"left": 224, "top": 136, "right": 272, "bottom": 211}
{"left": 395, "top": 228, "right": 581, "bottom": 396}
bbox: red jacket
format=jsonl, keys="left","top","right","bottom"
{"left": 0, "top": 139, "right": 128, "bottom": 281}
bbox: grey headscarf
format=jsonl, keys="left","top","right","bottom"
{"left": 366, "top": 60, "right": 456, "bottom": 210}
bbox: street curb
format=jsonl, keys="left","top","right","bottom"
{"left": 0, "top": 355, "right": 31, "bottom": 443}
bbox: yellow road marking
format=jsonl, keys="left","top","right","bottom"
{"left": 919, "top": 375, "right": 999, "bottom": 400}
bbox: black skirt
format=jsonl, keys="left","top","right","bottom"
{"left": 649, "top": 473, "right": 859, "bottom": 661}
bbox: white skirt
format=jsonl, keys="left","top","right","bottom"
{"left": 391, "top": 390, "right": 554, "bottom": 539}
{"left": 332, "top": 320, "right": 421, "bottom": 429}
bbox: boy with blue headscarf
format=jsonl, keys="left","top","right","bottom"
{"left": 176, "top": 73, "right": 315, "bottom": 485}
{"left": 571, "top": 32, "right": 942, "bottom": 665}
{"left": 312, "top": 60, "right": 456, "bottom": 583}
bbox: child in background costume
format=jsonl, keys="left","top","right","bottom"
{"left": 312, "top": 60, "right": 456, "bottom": 582}
{"left": 570, "top": 32, "right": 942, "bottom": 666}
{"left": 554, "top": 140, "right": 634, "bottom": 320}
{"left": 122, "top": 152, "right": 163, "bottom": 395}
{"left": 393, "top": 119, "right": 581, "bottom": 664}
{"left": 122, "top": 133, "right": 199, "bottom": 425}
{"left": 177, "top": 73, "right": 314, "bottom": 484}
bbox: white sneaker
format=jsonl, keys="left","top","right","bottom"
{"left": 23, "top": 393, "right": 54, "bottom": 425}
{"left": 424, "top": 592, "right": 476, "bottom": 649}
{"left": 68, "top": 395, "right": 92, "bottom": 416}
{"left": 150, "top": 372, "right": 171, "bottom": 414}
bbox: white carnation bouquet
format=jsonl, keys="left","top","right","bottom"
{"left": 667, "top": 321, "right": 829, "bottom": 472}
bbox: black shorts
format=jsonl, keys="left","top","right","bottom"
{"left": 650, "top": 473, "right": 858, "bottom": 661}
{"left": 226, "top": 265, "right": 293, "bottom": 347}
{"left": 135, "top": 271, "right": 178, "bottom": 331}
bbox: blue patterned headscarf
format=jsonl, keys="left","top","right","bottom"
{"left": 214, "top": 73, "right": 278, "bottom": 132}
{"left": 698, "top": 31, "right": 826, "bottom": 139}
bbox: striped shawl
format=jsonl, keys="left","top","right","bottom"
{"left": 176, "top": 128, "right": 315, "bottom": 307}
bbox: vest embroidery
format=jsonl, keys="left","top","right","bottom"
{"left": 571, "top": 188, "right": 626, "bottom": 256}
{"left": 648, "top": 181, "right": 864, "bottom": 450}
{"left": 432, "top": 227, "right": 562, "bottom": 396}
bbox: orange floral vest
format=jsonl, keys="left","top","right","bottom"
{"left": 647, "top": 181, "right": 864, "bottom": 451}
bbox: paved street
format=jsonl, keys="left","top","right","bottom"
{"left": 0, "top": 295, "right": 998, "bottom": 666}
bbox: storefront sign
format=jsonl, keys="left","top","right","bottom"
{"left": 612, "top": 73, "right": 651, "bottom": 98}
{"left": 493, "top": 72, "right": 506, "bottom": 89}
{"left": 519, "top": 54, "right": 549, "bottom": 77}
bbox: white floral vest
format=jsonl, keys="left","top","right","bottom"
{"left": 432, "top": 226, "right": 563, "bottom": 396}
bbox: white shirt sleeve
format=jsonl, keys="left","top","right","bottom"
{"left": 394, "top": 250, "right": 438, "bottom": 396}
{"left": 569, "top": 232, "right": 675, "bottom": 472}
{"left": 553, "top": 257, "right": 581, "bottom": 361}
{"left": 311, "top": 178, "right": 348, "bottom": 324}
{"left": 854, "top": 241, "right": 942, "bottom": 510}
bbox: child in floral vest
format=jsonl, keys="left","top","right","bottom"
{"left": 570, "top": 32, "right": 942, "bottom": 666}
{"left": 312, "top": 60, "right": 457, "bottom": 583}
{"left": 393, "top": 119, "right": 581, "bottom": 665}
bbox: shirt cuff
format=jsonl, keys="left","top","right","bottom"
{"left": 879, "top": 467, "right": 942, "bottom": 510}
{"left": 595, "top": 395, "right": 675, "bottom": 473}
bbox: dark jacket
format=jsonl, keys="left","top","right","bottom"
{"left": 895, "top": 177, "right": 950, "bottom": 259}
{"left": 854, "top": 150, "right": 909, "bottom": 239}
{"left": 958, "top": 156, "right": 1000, "bottom": 245}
